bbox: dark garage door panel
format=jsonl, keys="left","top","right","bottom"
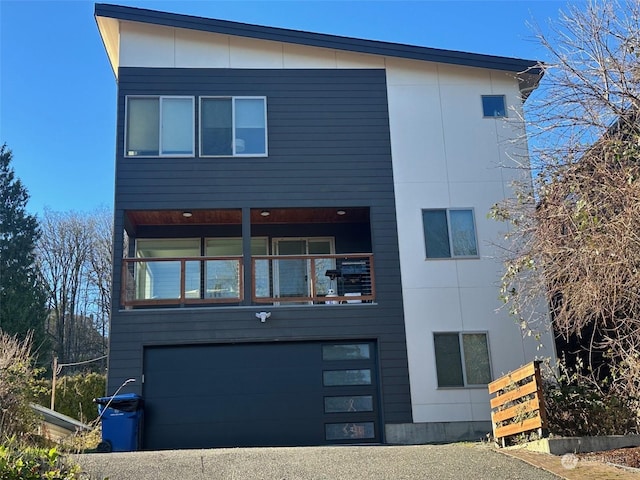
{"left": 143, "top": 342, "right": 378, "bottom": 449}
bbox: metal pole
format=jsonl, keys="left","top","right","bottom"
{"left": 51, "top": 356, "right": 58, "bottom": 411}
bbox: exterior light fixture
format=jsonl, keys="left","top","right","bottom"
{"left": 182, "top": 211, "right": 193, "bottom": 218}
{"left": 260, "top": 210, "right": 271, "bottom": 217}
{"left": 337, "top": 210, "right": 346, "bottom": 216}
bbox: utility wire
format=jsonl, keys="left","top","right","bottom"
{"left": 56, "top": 354, "right": 108, "bottom": 374}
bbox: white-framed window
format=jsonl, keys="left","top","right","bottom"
{"left": 422, "top": 208, "right": 478, "bottom": 259}
{"left": 433, "top": 332, "right": 492, "bottom": 387}
{"left": 481, "top": 95, "right": 506, "bottom": 118}
{"left": 125, "top": 96, "right": 195, "bottom": 157}
{"left": 200, "top": 96, "right": 267, "bottom": 157}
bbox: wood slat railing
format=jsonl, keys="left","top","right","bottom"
{"left": 488, "top": 360, "right": 547, "bottom": 447}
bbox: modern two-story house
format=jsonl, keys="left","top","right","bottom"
{"left": 95, "top": 4, "right": 555, "bottom": 450}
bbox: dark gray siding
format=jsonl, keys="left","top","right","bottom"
{"left": 109, "top": 68, "right": 412, "bottom": 429}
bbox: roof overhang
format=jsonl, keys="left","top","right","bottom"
{"left": 124, "top": 207, "right": 371, "bottom": 235}
{"left": 95, "top": 3, "right": 543, "bottom": 93}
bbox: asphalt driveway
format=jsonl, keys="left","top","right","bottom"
{"left": 74, "top": 443, "right": 560, "bottom": 480}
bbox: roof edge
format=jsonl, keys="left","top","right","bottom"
{"left": 94, "top": 3, "right": 543, "bottom": 79}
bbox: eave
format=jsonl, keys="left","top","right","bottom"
{"left": 94, "top": 3, "right": 542, "bottom": 93}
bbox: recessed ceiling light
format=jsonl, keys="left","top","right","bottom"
{"left": 337, "top": 210, "right": 346, "bottom": 216}
{"left": 182, "top": 211, "right": 193, "bottom": 218}
{"left": 260, "top": 210, "right": 271, "bottom": 217}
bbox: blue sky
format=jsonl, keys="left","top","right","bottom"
{"left": 0, "top": 0, "right": 574, "bottom": 215}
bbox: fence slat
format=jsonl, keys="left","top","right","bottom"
{"left": 490, "top": 378, "right": 538, "bottom": 409}
{"left": 491, "top": 398, "right": 540, "bottom": 423}
{"left": 494, "top": 416, "right": 543, "bottom": 439}
{"left": 488, "top": 362, "right": 537, "bottom": 393}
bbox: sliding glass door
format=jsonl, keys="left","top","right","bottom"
{"left": 273, "top": 238, "right": 334, "bottom": 300}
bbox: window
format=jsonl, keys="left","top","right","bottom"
{"left": 482, "top": 95, "right": 506, "bottom": 118}
{"left": 205, "top": 237, "right": 268, "bottom": 298}
{"left": 126, "top": 96, "right": 195, "bottom": 156}
{"left": 200, "top": 97, "right": 267, "bottom": 157}
{"left": 324, "top": 395, "right": 373, "bottom": 413}
{"left": 422, "top": 209, "right": 478, "bottom": 258}
{"left": 323, "top": 369, "right": 372, "bottom": 386}
{"left": 325, "top": 422, "right": 375, "bottom": 440}
{"left": 135, "top": 238, "right": 201, "bottom": 300}
{"left": 322, "top": 344, "right": 371, "bottom": 361}
{"left": 434, "top": 332, "right": 492, "bottom": 387}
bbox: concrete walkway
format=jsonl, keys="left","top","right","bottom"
{"left": 75, "top": 443, "right": 562, "bottom": 480}
{"left": 503, "top": 448, "right": 640, "bottom": 480}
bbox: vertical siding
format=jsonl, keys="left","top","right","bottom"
{"left": 110, "top": 68, "right": 411, "bottom": 426}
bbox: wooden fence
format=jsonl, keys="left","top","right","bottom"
{"left": 488, "top": 360, "right": 548, "bottom": 447}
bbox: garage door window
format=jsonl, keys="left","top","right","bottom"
{"left": 323, "top": 369, "right": 372, "bottom": 386}
{"left": 324, "top": 395, "right": 373, "bottom": 413}
{"left": 322, "top": 344, "right": 370, "bottom": 361}
{"left": 325, "top": 422, "right": 375, "bottom": 440}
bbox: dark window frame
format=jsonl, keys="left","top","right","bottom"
{"left": 422, "top": 208, "right": 479, "bottom": 259}
{"left": 481, "top": 95, "right": 507, "bottom": 118}
{"left": 433, "top": 331, "right": 492, "bottom": 388}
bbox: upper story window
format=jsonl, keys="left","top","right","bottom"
{"left": 200, "top": 97, "right": 267, "bottom": 157}
{"left": 126, "top": 96, "right": 195, "bottom": 157}
{"left": 422, "top": 208, "right": 478, "bottom": 259}
{"left": 481, "top": 95, "right": 506, "bottom": 118}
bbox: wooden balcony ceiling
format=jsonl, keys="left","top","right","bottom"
{"left": 126, "top": 207, "right": 369, "bottom": 227}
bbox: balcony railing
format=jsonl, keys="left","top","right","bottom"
{"left": 252, "top": 254, "right": 375, "bottom": 304}
{"left": 121, "top": 256, "right": 244, "bottom": 307}
{"left": 121, "top": 253, "right": 375, "bottom": 307}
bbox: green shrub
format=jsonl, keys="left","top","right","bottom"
{"left": 543, "top": 361, "right": 639, "bottom": 437}
{"left": 0, "top": 439, "right": 81, "bottom": 480}
{"left": 34, "top": 373, "right": 106, "bottom": 424}
{"left": 58, "top": 426, "right": 102, "bottom": 454}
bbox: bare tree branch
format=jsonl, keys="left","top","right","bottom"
{"left": 492, "top": 0, "right": 640, "bottom": 401}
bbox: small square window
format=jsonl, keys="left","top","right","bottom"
{"left": 482, "top": 95, "right": 506, "bottom": 118}
{"left": 422, "top": 209, "right": 478, "bottom": 259}
{"left": 434, "top": 332, "right": 492, "bottom": 387}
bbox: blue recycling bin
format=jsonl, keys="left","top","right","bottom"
{"left": 94, "top": 393, "right": 144, "bottom": 452}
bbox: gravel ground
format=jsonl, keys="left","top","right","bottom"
{"left": 74, "top": 443, "right": 561, "bottom": 480}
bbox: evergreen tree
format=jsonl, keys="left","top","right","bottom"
{"left": 0, "top": 144, "right": 47, "bottom": 355}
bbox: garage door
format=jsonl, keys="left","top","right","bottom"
{"left": 143, "top": 341, "right": 379, "bottom": 449}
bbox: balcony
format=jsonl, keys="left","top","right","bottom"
{"left": 121, "top": 253, "right": 375, "bottom": 308}
{"left": 122, "top": 256, "right": 244, "bottom": 307}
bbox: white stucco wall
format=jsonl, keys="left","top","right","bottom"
{"left": 113, "top": 20, "right": 556, "bottom": 424}
{"left": 385, "top": 58, "right": 555, "bottom": 423}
